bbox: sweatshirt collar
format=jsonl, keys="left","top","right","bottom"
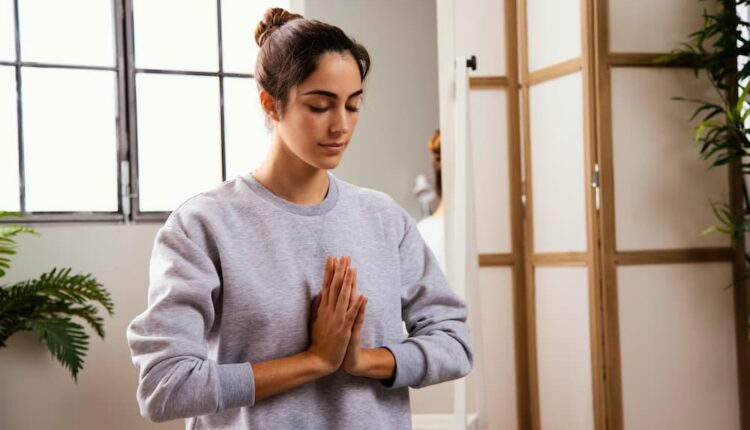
{"left": 239, "top": 170, "right": 339, "bottom": 216}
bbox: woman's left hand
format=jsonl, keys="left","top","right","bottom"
{"left": 341, "top": 268, "right": 368, "bottom": 376}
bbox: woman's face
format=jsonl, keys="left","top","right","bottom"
{"left": 273, "top": 51, "right": 363, "bottom": 170}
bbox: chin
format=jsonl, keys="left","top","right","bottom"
{"left": 308, "top": 157, "right": 341, "bottom": 171}
{"left": 319, "top": 160, "right": 342, "bottom": 170}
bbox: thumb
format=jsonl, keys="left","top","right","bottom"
{"left": 351, "top": 296, "right": 368, "bottom": 337}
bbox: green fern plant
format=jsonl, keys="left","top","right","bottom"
{"left": 655, "top": 0, "right": 750, "bottom": 274}
{"left": 0, "top": 210, "right": 114, "bottom": 382}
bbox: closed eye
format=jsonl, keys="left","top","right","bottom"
{"left": 309, "top": 106, "right": 360, "bottom": 113}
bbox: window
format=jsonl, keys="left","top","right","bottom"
{"left": 0, "top": 0, "right": 287, "bottom": 223}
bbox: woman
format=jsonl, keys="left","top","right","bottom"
{"left": 416, "top": 129, "right": 446, "bottom": 274}
{"left": 126, "top": 8, "right": 473, "bottom": 430}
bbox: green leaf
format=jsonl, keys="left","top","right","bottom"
{"left": 26, "top": 317, "right": 89, "bottom": 383}
{"left": 1, "top": 268, "right": 114, "bottom": 317}
{"left": 34, "top": 302, "right": 106, "bottom": 338}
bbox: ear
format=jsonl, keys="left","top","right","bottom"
{"left": 259, "top": 89, "right": 281, "bottom": 122}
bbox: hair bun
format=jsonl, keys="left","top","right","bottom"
{"left": 255, "top": 7, "right": 303, "bottom": 47}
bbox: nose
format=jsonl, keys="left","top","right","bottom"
{"left": 329, "top": 107, "right": 349, "bottom": 135}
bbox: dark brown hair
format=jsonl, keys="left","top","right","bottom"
{"left": 254, "top": 8, "right": 371, "bottom": 118}
{"left": 428, "top": 129, "right": 441, "bottom": 198}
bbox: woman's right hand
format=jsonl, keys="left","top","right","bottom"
{"left": 307, "top": 256, "right": 363, "bottom": 373}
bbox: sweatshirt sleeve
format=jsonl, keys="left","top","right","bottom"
{"left": 380, "top": 212, "right": 474, "bottom": 389}
{"left": 126, "top": 225, "right": 255, "bottom": 423}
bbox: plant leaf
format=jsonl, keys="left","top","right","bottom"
{"left": 26, "top": 317, "right": 88, "bottom": 382}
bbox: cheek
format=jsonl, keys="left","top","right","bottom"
{"left": 292, "top": 111, "right": 327, "bottom": 135}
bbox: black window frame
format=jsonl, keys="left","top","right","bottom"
{"left": 1, "top": 0, "right": 259, "bottom": 225}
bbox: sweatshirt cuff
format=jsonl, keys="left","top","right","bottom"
{"left": 380, "top": 342, "right": 426, "bottom": 389}
{"left": 218, "top": 362, "right": 256, "bottom": 410}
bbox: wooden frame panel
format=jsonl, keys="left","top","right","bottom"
{"left": 594, "top": 0, "right": 749, "bottom": 429}
{"left": 471, "top": 0, "right": 750, "bottom": 430}
{"left": 503, "top": 0, "right": 531, "bottom": 427}
{"left": 464, "top": 1, "right": 530, "bottom": 427}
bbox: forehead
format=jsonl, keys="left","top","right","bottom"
{"left": 296, "top": 52, "right": 362, "bottom": 96}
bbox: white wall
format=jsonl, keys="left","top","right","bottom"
{"left": 306, "top": 0, "right": 439, "bottom": 220}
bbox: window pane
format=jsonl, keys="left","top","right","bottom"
{"left": 0, "top": 65, "right": 19, "bottom": 211}
{"left": 19, "top": 0, "right": 115, "bottom": 67}
{"left": 133, "top": 0, "right": 218, "bottom": 72}
{"left": 224, "top": 77, "right": 270, "bottom": 179}
{"left": 0, "top": 0, "right": 15, "bottom": 62}
{"left": 221, "top": 0, "right": 289, "bottom": 74}
{"left": 21, "top": 67, "right": 118, "bottom": 212}
{"left": 136, "top": 73, "right": 221, "bottom": 212}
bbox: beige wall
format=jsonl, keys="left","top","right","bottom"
{"left": 0, "top": 224, "right": 173, "bottom": 430}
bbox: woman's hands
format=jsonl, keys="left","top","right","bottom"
{"left": 307, "top": 256, "right": 367, "bottom": 374}
{"left": 340, "top": 269, "right": 368, "bottom": 376}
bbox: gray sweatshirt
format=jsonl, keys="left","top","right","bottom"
{"left": 126, "top": 170, "right": 474, "bottom": 429}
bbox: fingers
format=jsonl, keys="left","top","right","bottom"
{"left": 348, "top": 295, "right": 367, "bottom": 329}
{"left": 330, "top": 256, "right": 350, "bottom": 307}
{"left": 323, "top": 256, "right": 334, "bottom": 289}
{"left": 321, "top": 255, "right": 360, "bottom": 314}
{"left": 339, "top": 267, "right": 355, "bottom": 311}
{"left": 326, "top": 256, "right": 344, "bottom": 306}
{"left": 348, "top": 267, "right": 358, "bottom": 310}
{"left": 320, "top": 256, "right": 334, "bottom": 308}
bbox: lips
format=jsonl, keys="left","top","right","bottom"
{"left": 318, "top": 142, "right": 346, "bottom": 154}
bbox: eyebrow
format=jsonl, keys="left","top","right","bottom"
{"left": 301, "top": 89, "right": 364, "bottom": 100}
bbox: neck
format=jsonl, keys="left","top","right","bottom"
{"left": 433, "top": 198, "right": 444, "bottom": 215}
{"left": 252, "top": 135, "right": 330, "bottom": 205}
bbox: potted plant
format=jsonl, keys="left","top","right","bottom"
{"left": 656, "top": 0, "right": 750, "bottom": 273}
{"left": 0, "top": 210, "right": 114, "bottom": 382}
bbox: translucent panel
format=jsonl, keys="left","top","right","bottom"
{"left": 611, "top": 68, "right": 730, "bottom": 250}
{"left": 618, "top": 264, "right": 741, "bottom": 430}
{"left": 610, "top": 0, "right": 722, "bottom": 53}
{"left": 224, "top": 77, "right": 271, "bottom": 180}
{"left": 470, "top": 89, "right": 511, "bottom": 254}
{"left": 455, "top": 0, "right": 505, "bottom": 76}
{"left": 0, "top": 0, "right": 15, "bottom": 61}
{"left": 133, "top": 0, "right": 218, "bottom": 72}
{"left": 19, "top": 0, "right": 114, "bottom": 67}
{"left": 221, "top": 0, "right": 290, "bottom": 74}
{"left": 21, "top": 68, "right": 118, "bottom": 212}
{"left": 0, "top": 66, "right": 19, "bottom": 211}
{"left": 136, "top": 73, "right": 221, "bottom": 212}
{"left": 526, "top": 0, "right": 581, "bottom": 72}
{"left": 475, "top": 267, "right": 518, "bottom": 430}
{"left": 535, "top": 267, "right": 594, "bottom": 430}
{"left": 529, "top": 72, "right": 587, "bottom": 252}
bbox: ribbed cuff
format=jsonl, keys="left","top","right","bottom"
{"left": 218, "top": 362, "right": 256, "bottom": 410}
{"left": 380, "top": 342, "right": 426, "bottom": 389}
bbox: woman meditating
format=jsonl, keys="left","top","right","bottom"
{"left": 126, "top": 8, "right": 473, "bottom": 429}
